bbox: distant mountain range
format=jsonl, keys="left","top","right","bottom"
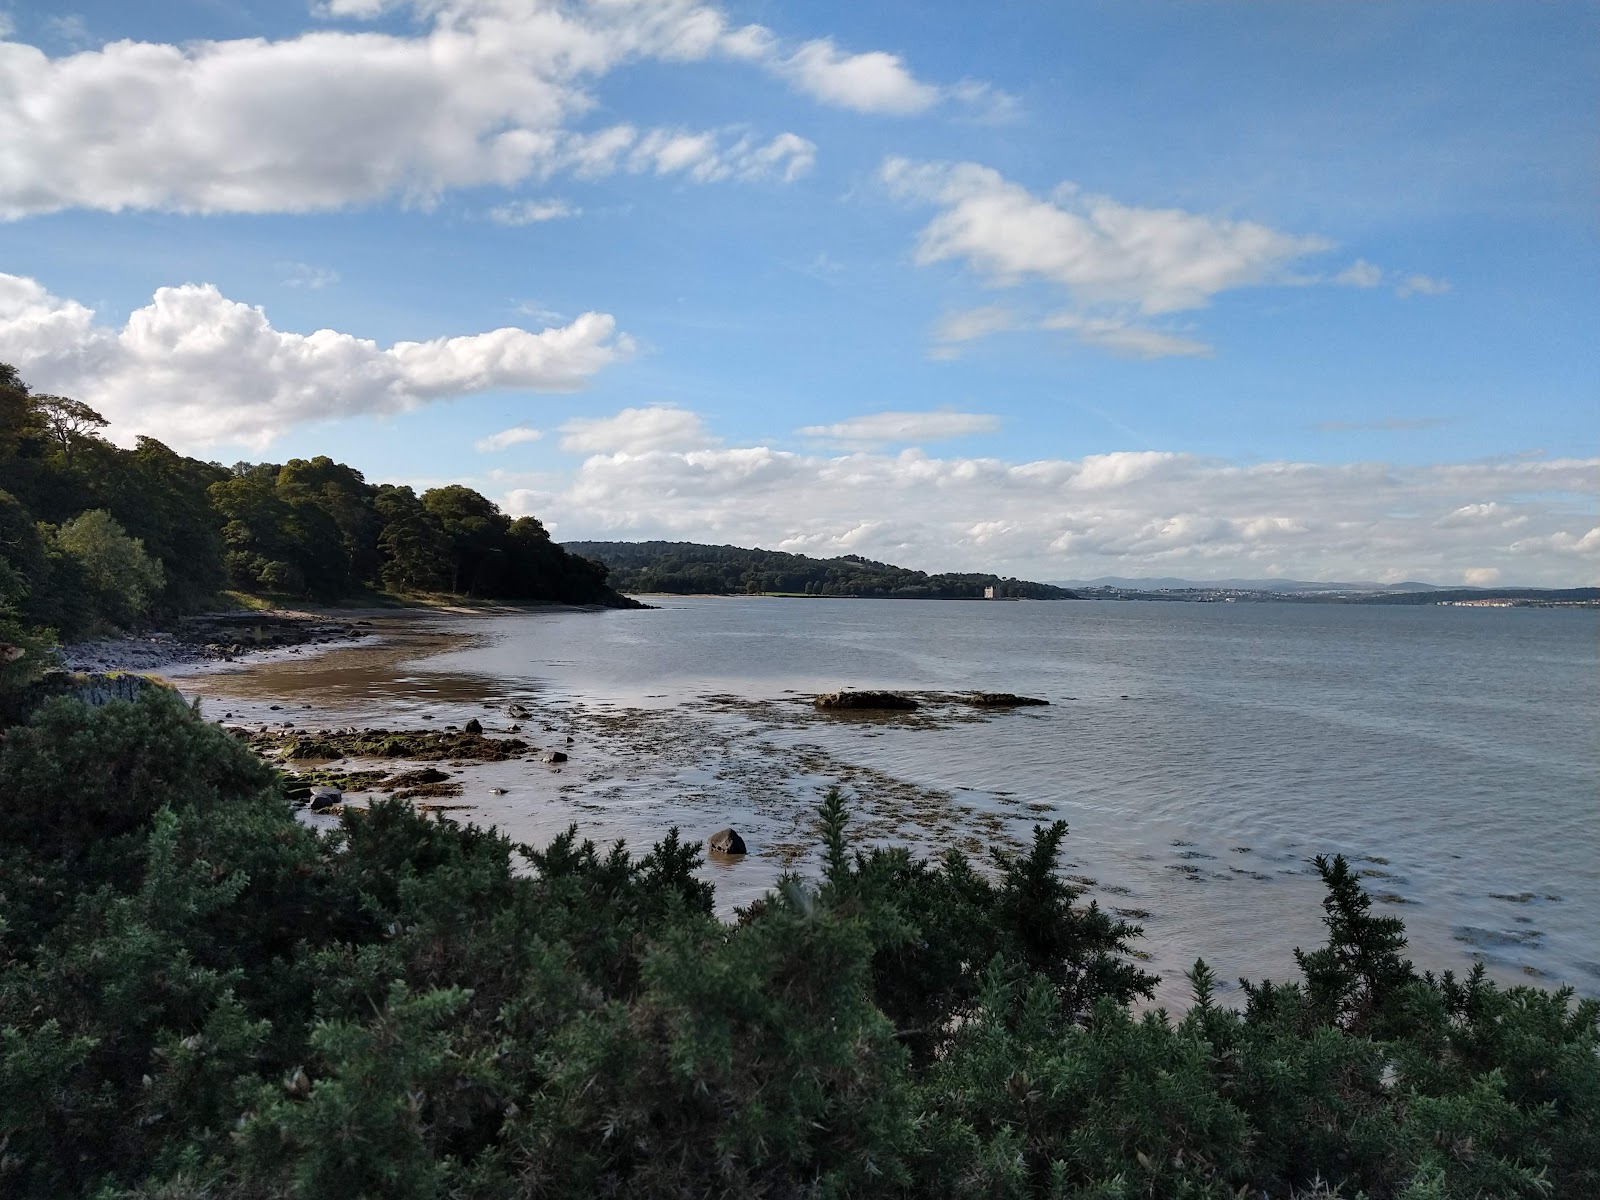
{"left": 1051, "top": 576, "right": 1452, "bottom": 593}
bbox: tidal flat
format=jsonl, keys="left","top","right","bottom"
{"left": 167, "top": 597, "right": 1600, "bottom": 1009}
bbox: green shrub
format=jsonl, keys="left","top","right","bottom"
{"left": 0, "top": 692, "right": 1595, "bottom": 1199}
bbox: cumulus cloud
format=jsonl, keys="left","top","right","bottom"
{"left": 797, "top": 410, "right": 1001, "bottom": 448}
{"left": 777, "top": 38, "right": 939, "bottom": 114}
{"left": 558, "top": 405, "right": 714, "bottom": 454}
{"left": 499, "top": 411, "right": 1599, "bottom": 586}
{"left": 882, "top": 157, "right": 1332, "bottom": 316}
{"left": 0, "top": 0, "right": 842, "bottom": 218}
{"left": 475, "top": 424, "right": 544, "bottom": 452}
{"left": 489, "top": 198, "right": 578, "bottom": 224}
{"left": 1463, "top": 567, "right": 1501, "bottom": 585}
{"left": 0, "top": 271, "right": 631, "bottom": 449}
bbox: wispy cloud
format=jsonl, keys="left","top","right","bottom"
{"left": 475, "top": 425, "right": 543, "bottom": 453}
{"left": 278, "top": 262, "right": 339, "bottom": 289}
{"left": 1397, "top": 273, "right": 1451, "bottom": 298}
{"left": 489, "top": 199, "right": 579, "bottom": 226}
{"left": 798, "top": 410, "right": 1000, "bottom": 448}
{"left": 1315, "top": 417, "right": 1455, "bottom": 432}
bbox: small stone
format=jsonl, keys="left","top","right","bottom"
{"left": 542, "top": 751, "right": 568, "bottom": 764}
{"left": 465, "top": 718, "right": 484, "bottom": 734}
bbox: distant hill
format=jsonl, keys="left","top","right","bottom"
{"left": 564, "top": 541, "right": 1078, "bottom": 600}
{"left": 1051, "top": 576, "right": 1451, "bottom": 593}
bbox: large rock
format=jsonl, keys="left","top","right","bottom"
{"left": 707, "top": 827, "right": 747, "bottom": 855}
{"left": 965, "top": 692, "right": 1049, "bottom": 707}
{"left": 542, "top": 750, "right": 568, "bottom": 764}
{"left": 813, "top": 690, "right": 918, "bottom": 711}
{"left": 464, "top": 718, "right": 483, "bottom": 734}
{"left": 308, "top": 787, "right": 343, "bottom": 812}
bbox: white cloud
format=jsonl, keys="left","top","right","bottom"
{"left": 278, "top": 261, "right": 340, "bottom": 289}
{"left": 1509, "top": 527, "right": 1600, "bottom": 558}
{"left": 496, "top": 412, "right": 1599, "bottom": 586}
{"left": 1463, "top": 567, "right": 1501, "bottom": 585}
{"left": 624, "top": 127, "right": 815, "bottom": 183}
{"left": 489, "top": 198, "right": 578, "bottom": 224}
{"left": 948, "top": 79, "right": 1023, "bottom": 125}
{"left": 882, "top": 157, "right": 1332, "bottom": 316}
{"left": 1041, "top": 313, "right": 1212, "bottom": 359}
{"left": 798, "top": 410, "right": 1001, "bottom": 448}
{"left": 933, "top": 305, "right": 1021, "bottom": 347}
{"left": 0, "top": 12, "right": 15, "bottom": 39}
{"left": 0, "top": 1, "right": 830, "bottom": 218}
{"left": 475, "top": 424, "right": 543, "bottom": 452}
{"left": 1397, "top": 273, "right": 1451, "bottom": 298}
{"left": 0, "top": 271, "right": 631, "bottom": 449}
{"left": 1334, "top": 259, "right": 1383, "bottom": 288}
{"left": 559, "top": 405, "right": 714, "bottom": 455}
{"left": 778, "top": 38, "right": 939, "bottom": 115}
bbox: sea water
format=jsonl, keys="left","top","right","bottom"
{"left": 177, "top": 597, "right": 1600, "bottom": 1007}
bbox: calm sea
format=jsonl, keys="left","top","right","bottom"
{"left": 178, "top": 597, "right": 1600, "bottom": 1008}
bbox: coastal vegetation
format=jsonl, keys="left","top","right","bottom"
{"left": 1, "top": 685, "right": 1596, "bottom": 1198}
{"left": 0, "top": 362, "right": 630, "bottom": 671}
{"left": 563, "top": 539, "right": 1078, "bottom": 600}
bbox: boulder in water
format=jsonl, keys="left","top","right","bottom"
{"left": 708, "top": 828, "right": 747, "bottom": 855}
{"left": 965, "top": 692, "right": 1049, "bottom": 707}
{"left": 308, "top": 787, "right": 343, "bottom": 812}
{"left": 813, "top": 690, "right": 918, "bottom": 711}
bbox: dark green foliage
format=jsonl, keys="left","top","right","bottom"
{"left": 0, "top": 363, "right": 633, "bottom": 647}
{"left": 1, "top": 693, "right": 1596, "bottom": 1198}
{"left": 566, "top": 539, "right": 1079, "bottom": 599}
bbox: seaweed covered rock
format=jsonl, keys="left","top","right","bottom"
{"left": 813, "top": 690, "right": 918, "bottom": 711}
{"left": 259, "top": 727, "right": 530, "bottom": 762}
{"left": 965, "top": 692, "right": 1049, "bottom": 707}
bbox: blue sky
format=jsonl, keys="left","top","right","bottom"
{"left": 0, "top": 0, "right": 1595, "bottom": 584}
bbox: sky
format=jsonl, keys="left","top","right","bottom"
{"left": 0, "top": 0, "right": 1595, "bottom": 586}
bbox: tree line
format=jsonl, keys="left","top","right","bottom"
{"left": 565, "top": 540, "right": 1078, "bottom": 599}
{"left": 0, "top": 363, "right": 629, "bottom": 662}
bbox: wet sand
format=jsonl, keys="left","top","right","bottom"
{"left": 168, "top": 609, "right": 1044, "bottom": 915}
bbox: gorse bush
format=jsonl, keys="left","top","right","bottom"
{"left": 1, "top": 691, "right": 1596, "bottom": 1198}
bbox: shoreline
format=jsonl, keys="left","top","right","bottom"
{"left": 58, "top": 599, "right": 638, "bottom": 677}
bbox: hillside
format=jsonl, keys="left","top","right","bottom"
{"left": 563, "top": 540, "right": 1078, "bottom": 600}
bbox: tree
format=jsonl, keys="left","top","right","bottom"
{"left": 53, "top": 510, "right": 166, "bottom": 628}
{"left": 31, "top": 395, "right": 109, "bottom": 467}
{"left": 374, "top": 485, "right": 451, "bottom": 593}
{"left": 422, "top": 485, "right": 510, "bottom": 595}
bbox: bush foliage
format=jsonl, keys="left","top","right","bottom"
{"left": 1, "top": 691, "right": 1595, "bottom": 1197}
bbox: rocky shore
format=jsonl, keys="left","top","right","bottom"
{"left": 59, "top": 610, "right": 379, "bottom": 674}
